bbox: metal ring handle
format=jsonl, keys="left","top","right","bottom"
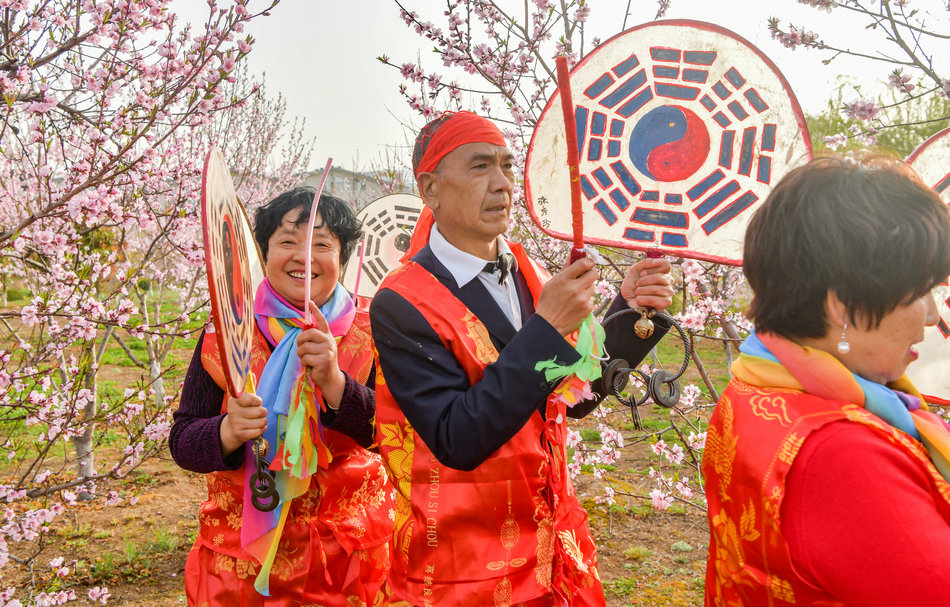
{"left": 601, "top": 308, "right": 691, "bottom": 410}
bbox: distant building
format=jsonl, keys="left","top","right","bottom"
{"left": 299, "top": 166, "right": 412, "bottom": 210}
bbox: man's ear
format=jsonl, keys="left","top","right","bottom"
{"left": 417, "top": 172, "right": 439, "bottom": 212}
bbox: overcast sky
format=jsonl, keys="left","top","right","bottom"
{"left": 179, "top": 0, "right": 950, "bottom": 171}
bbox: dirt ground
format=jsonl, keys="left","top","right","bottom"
{"left": 7, "top": 403, "right": 708, "bottom": 607}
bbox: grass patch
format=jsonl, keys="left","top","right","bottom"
{"left": 624, "top": 545, "right": 652, "bottom": 560}
{"left": 90, "top": 552, "right": 118, "bottom": 582}
{"left": 605, "top": 575, "right": 639, "bottom": 597}
{"left": 147, "top": 527, "right": 179, "bottom": 554}
{"left": 580, "top": 463, "right": 616, "bottom": 474}
{"left": 122, "top": 473, "right": 160, "bottom": 489}
{"left": 99, "top": 339, "right": 147, "bottom": 367}
{"left": 671, "top": 541, "right": 693, "bottom": 553}
{"left": 628, "top": 504, "right": 654, "bottom": 519}
{"left": 3, "top": 286, "right": 30, "bottom": 304}
{"left": 578, "top": 428, "right": 601, "bottom": 442}
{"left": 629, "top": 416, "right": 669, "bottom": 433}
{"left": 123, "top": 539, "right": 139, "bottom": 563}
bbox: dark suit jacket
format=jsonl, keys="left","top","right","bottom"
{"left": 370, "top": 245, "right": 668, "bottom": 471}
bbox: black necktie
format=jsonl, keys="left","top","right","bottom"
{"left": 483, "top": 252, "right": 514, "bottom": 284}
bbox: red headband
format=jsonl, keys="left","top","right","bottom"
{"left": 413, "top": 111, "right": 506, "bottom": 177}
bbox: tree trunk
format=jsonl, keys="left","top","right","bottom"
{"left": 689, "top": 337, "right": 720, "bottom": 402}
{"left": 149, "top": 356, "right": 165, "bottom": 408}
{"left": 70, "top": 360, "right": 97, "bottom": 492}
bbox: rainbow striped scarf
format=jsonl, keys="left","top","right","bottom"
{"left": 733, "top": 331, "right": 950, "bottom": 482}
{"left": 243, "top": 278, "right": 355, "bottom": 596}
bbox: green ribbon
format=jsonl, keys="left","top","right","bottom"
{"left": 535, "top": 313, "right": 605, "bottom": 382}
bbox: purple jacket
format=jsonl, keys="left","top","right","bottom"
{"left": 169, "top": 333, "right": 376, "bottom": 474}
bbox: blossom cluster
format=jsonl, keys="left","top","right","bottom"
{"left": 768, "top": 18, "right": 820, "bottom": 50}
{"left": 844, "top": 98, "right": 883, "bottom": 122}
{"left": 0, "top": 1, "right": 317, "bottom": 602}
{"left": 888, "top": 69, "right": 915, "bottom": 94}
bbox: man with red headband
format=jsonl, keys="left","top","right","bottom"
{"left": 370, "top": 111, "right": 675, "bottom": 606}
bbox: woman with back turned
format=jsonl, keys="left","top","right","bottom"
{"left": 704, "top": 153, "right": 950, "bottom": 605}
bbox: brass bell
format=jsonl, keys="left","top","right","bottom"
{"left": 253, "top": 436, "right": 269, "bottom": 457}
{"left": 634, "top": 310, "right": 655, "bottom": 339}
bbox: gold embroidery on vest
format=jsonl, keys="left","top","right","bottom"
{"left": 378, "top": 419, "right": 414, "bottom": 558}
{"left": 201, "top": 345, "right": 226, "bottom": 389}
{"left": 298, "top": 484, "right": 323, "bottom": 515}
{"left": 213, "top": 552, "right": 234, "bottom": 574}
{"left": 533, "top": 459, "right": 555, "bottom": 590}
{"left": 271, "top": 535, "right": 305, "bottom": 582}
{"left": 750, "top": 393, "right": 793, "bottom": 426}
{"left": 340, "top": 321, "right": 371, "bottom": 358}
{"left": 501, "top": 513, "right": 520, "bottom": 550}
{"left": 710, "top": 510, "right": 747, "bottom": 589}
{"left": 493, "top": 577, "right": 513, "bottom": 607}
{"left": 739, "top": 500, "right": 760, "bottom": 542}
{"left": 378, "top": 420, "right": 414, "bottom": 499}
{"left": 764, "top": 486, "right": 783, "bottom": 520}
{"left": 935, "top": 478, "right": 950, "bottom": 503}
{"left": 205, "top": 472, "right": 236, "bottom": 512}
{"left": 708, "top": 392, "right": 737, "bottom": 503}
{"left": 226, "top": 505, "right": 242, "bottom": 530}
{"left": 373, "top": 346, "right": 387, "bottom": 386}
{"left": 768, "top": 575, "right": 796, "bottom": 603}
{"left": 777, "top": 432, "right": 804, "bottom": 465}
{"left": 327, "top": 465, "right": 389, "bottom": 528}
{"left": 198, "top": 511, "right": 220, "bottom": 529}
{"left": 729, "top": 379, "right": 760, "bottom": 395}
{"left": 490, "top": 480, "right": 521, "bottom": 602}
{"left": 556, "top": 529, "right": 589, "bottom": 573}
{"left": 206, "top": 473, "right": 237, "bottom": 513}
{"left": 462, "top": 310, "right": 497, "bottom": 365}
{"left": 393, "top": 495, "right": 413, "bottom": 558}
{"left": 534, "top": 516, "right": 554, "bottom": 590}
{"left": 251, "top": 343, "right": 269, "bottom": 369}
{"left": 235, "top": 559, "right": 257, "bottom": 580}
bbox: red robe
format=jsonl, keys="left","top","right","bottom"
{"left": 703, "top": 378, "right": 950, "bottom": 606}
{"left": 375, "top": 244, "right": 604, "bottom": 607}
{"left": 185, "top": 311, "right": 393, "bottom": 607}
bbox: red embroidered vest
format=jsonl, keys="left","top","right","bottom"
{"left": 703, "top": 378, "right": 950, "bottom": 606}
{"left": 195, "top": 311, "right": 393, "bottom": 590}
{"left": 375, "top": 244, "right": 605, "bottom": 607}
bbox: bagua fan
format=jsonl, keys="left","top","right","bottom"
{"left": 341, "top": 193, "right": 425, "bottom": 301}
{"left": 906, "top": 127, "right": 950, "bottom": 405}
{"left": 201, "top": 148, "right": 278, "bottom": 511}
{"left": 526, "top": 20, "right": 811, "bottom": 426}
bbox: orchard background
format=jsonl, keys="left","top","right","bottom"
{"left": 1, "top": 0, "right": 948, "bottom": 605}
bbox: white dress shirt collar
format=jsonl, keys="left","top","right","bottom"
{"left": 428, "top": 225, "right": 518, "bottom": 288}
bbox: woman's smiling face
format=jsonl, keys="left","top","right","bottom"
{"left": 264, "top": 209, "right": 340, "bottom": 310}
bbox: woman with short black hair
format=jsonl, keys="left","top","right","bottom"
{"left": 704, "top": 153, "right": 950, "bottom": 605}
{"left": 171, "top": 188, "right": 392, "bottom": 605}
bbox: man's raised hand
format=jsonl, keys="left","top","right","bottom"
{"left": 620, "top": 258, "right": 675, "bottom": 312}
{"left": 535, "top": 256, "right": 599, "bottom": 336}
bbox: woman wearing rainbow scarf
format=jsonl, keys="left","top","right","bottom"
{"left": 703, "top": 153, "right": 950, "bottom": 606}
{"left": 171, "top": 189, "right": 393, "bottom": 606}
